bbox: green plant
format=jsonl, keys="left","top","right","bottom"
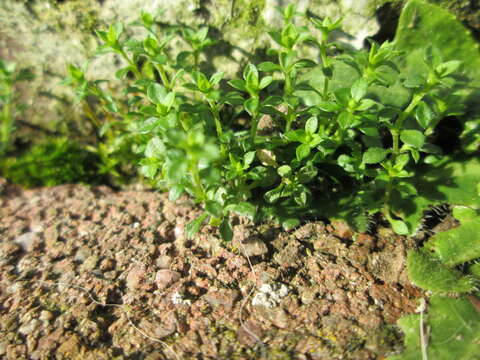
{"left": 1, "top": 137, "right": 104, "bottom": 188}
{"left": 0, "top": 59, "right": 33, "bottom": 157}
{"left": 63, "top": 63, "right": 141, "bottom": 185}
{"left": 73, "top": 2, "right": 477, "bottom": 240}
{"left": 390, "top": 208, "right": 480, "bottom": 359}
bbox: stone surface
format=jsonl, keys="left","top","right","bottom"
{"left": 14, "top": 232, "right": 41, "bottom": 252}
{"left": 0, "top": 0, "right": 383, "bottom": 129}
{"left": 0, "top": 180, "right": 428, "bottom": 359}
{"left": 155, "top": 269, "right": 181, "bottom": 290}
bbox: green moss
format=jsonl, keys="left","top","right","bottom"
{"left": 0, "top": 137, "right": 104, "bottom": 188}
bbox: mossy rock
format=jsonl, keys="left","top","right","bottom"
{"left": 0, "top": 0, "right": 384, "bottom": 131}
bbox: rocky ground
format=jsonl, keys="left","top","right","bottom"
{"left": 0, "top": 178, "right": 427, "bottom": 359}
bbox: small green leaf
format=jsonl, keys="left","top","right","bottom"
{"left": 162, "top": 92, "right": 175, "bottom": 109}
{"left": 243, "top": 63, "right": 259, "bottom": 91}
{"left": 139, "top": 164, "right": 158, "bottom": 179}
{"left": 145, "top": 137, "right": 165, "bottom": 158}
{"left": 337, "top": 111, "right": 354, "bottom": 129}
{"left": 169, "top": 185, "right": 184, "bottom": 201}
{"left": 186, "top": 213, "right": 209, "bottom": 239}
{"left": 305, "top": 117, "right": 318, "bottom": 134}
{"left": 147, "top": 83, "right": 167, "bottom": 104}
{"left": 277, "top": 165, "right": 292, "bottom": 177}
{"left": 228, "top": 79, "right": 247, "bottom": 92}
{"left": 390, "top": 218, "right": 409, "bottom": 235}
{"left": 205, "top": 201, "right": 223, "bottom": 218}
{"left": 362, "top": 147, "right": 388, "bottom": 164}
{"left": 400, "top": 130, "right": 425, "bottom": 149}
{"left": 221, "top": 91, "right": 244, "bottom": 105}
{"left": 258, "top": 62, "right": 281, "bottom": 72}
{"left": 243, "top": 151, "right": 255, "bottom": 166}
{"left": 435, "top": 60, "right": 462, "bottom": 77}
{"left": 296, "top": 143, "right": 311, "bottom": 161}
{"left": 226, "top": 202, "right": 256, "bottom": 219}
{"left": 219, "top": 219, "right": 233, "bottom": 242}
{"left": 264, "top": 185, "right": 284, "bottom": 203}
{"left": 415, "top": 101, "right": 435, "bottom": 129}
{"left": 210, "top": 71, "right": 224, "bottom": 85}
{"left": 244, "top": 97, "right": 259, "bottom": 116}
{"left": 293, "top": 59, "right": 317, "bottom": 69}
{"left": 282, "top": 218, "right": 300, "bottom": 231}
{"left": 351, "top": 78, "right": 368, "bottom": 101}
{"left": 259, "top": 76, "right": 273, "bottom": 90}
{"left": 297, "top": 165, "right": 318, "bottom": 183}
{"left": 196, "top": 27, "right": 209, "bottom": 42}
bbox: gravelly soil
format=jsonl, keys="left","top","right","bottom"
{"left": 0, "top": 178, "right": 425, "bottom": 359}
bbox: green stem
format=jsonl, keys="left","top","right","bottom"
{"left": 207, "top": 100, "right": 223, "bottom": 138}
{"left": 322, "top": 76, "right": 330, "bottom": 99}
{"left": 285, "top": 107, "right": 295, "bottom": 132}
{"left": 154, "top": 64, "right": 171, "bottom": 90}
{"left": 250, "top": 113, "right": 260, "bottom": 146}
{"left": 384, "top": 90, "right": 426, "bottom": 214}
{"left": 118, "top": 49, "right": 142, "bottom": 79}
{"left": 190, "top": 159, "right": 206, "bottom": 200}
{"left": 283, "top": 71, "right": 296, "bottom": 132}
{"left": 1, "top": 101, "right": 12, "bottom": 155}
{"left": 390, "top": 90, "right": 426, "bottom": 157}
{"left": 207, "top": 100, "right": 226, "bottom": 154}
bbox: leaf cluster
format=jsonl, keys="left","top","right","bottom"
{"left": 75, "top": 4, "right": 470, "bottom": 240}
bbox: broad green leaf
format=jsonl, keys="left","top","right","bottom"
{"left": 452, "top": 206, "right": 478, "bottom": 223}
{"left": 390, "top": 295, "right": 480, "bottom": 360}
{"left": 407, "top": 249, "right": 475, "bottom": 293}
{"left": 400, "top": 130, "right": 425, "bottom": 149}
{"left": 427, "top": 216, "right": 480, "bottom": 266}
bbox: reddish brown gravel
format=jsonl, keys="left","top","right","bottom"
{"left": 0, "top": 179, "right": 423, "bottom": 359}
